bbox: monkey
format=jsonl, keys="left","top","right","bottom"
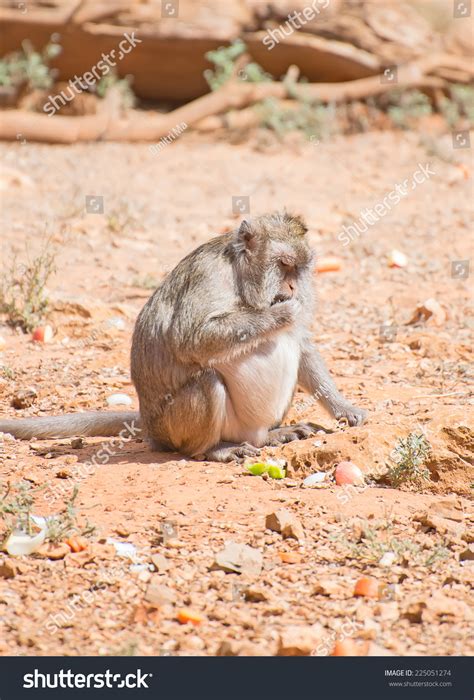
{"left": 0, "top": 212, "right": 366, "bottom": 462}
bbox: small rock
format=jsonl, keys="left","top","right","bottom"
{"left": 71, "top": 438, "right": 83, "bottom": 449}
{"left": 379, "top": 551, "right": 397, "bottom": 567}
{"left": 115, "top": 524, "right": 130, "bottom": 537}
{"left": 106, "top": 393, "right": 132, "bottom": 406}
{"left": 150, "top": 553, "right": 171, "bottom": 572}
{"left": 277, "top": 624, "right": 323, "bottom": 656}
{"left": 313, "top": 579, "right": 348, "bottom": 597}
{"left": 144, "top": 581, "right": 177, "bottom": 607}
{"left": 459, "top": 545, "right": 474, "bottom": 561}
{"left": 265, "top": 509, "right": 304, "bottom": 541}
{"left": 424, "top": 594, "right": 472, "bottom": 620}
{"left": 243, "top": 586, "right": 268, "bottom": 602}
{"left": 407, "top": 298, "right": 447, "bottom": 327}
{"left": 11, "top": 388, "right": 37, "bottom": 409}
{"left": 213, "top": 541, "right": 263, "bottom": 576}
{"left": 0, "top": 560, "right": 17, "bottom": 579}
{"left": 216, "top": 640, "right": 240, "bottom": 656}
{"left": 36, "top": 542, "right": 70, "bottom": 560}
{"left": 302, "top": 472, "right": 327, "bottom": 486}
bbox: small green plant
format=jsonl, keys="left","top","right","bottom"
{"left": 0, "top": 239, "right": 56, "bottom": 332}
{"left": 387, "top": 433, "right": 431, "bottom": 487}
{"left": 95, "top": 71, "right": 135, "bottom": 109}
{"left": 438, "top": 84, "right": 474, "bottom": 128}
{"left": 1, "top": 365, "right": 15, "bottom": 380}
{"left": 386, "top": 89, "right": 432, "bottom": 129}
{"left": 0, "top": 39, "right": 61, "bottom": 91}
{"left": 258, "top": 97, "right": 335, "bottom": 139}
{"left": 204, "top": 39, "right": 270, "bottom": 91}
{"left": 45, "top": 485, "right": 95, "bottom": 543}
{"left": 0, "top": 480, "right": 40, "bottom": 538}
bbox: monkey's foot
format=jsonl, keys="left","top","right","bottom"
{"left": 333, "top": 402, "right": 367, "bottom": 427}
{"left": 266, "top": 422, "right": 324, "bottom": 446}
{"left": 205, "top": 441, "right": 260, "bottom": 463}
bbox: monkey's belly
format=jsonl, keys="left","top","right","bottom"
{"left": 217, "top": 333, "right": 300, "bottom": 445}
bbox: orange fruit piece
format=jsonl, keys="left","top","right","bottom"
{"left": 177, "top": 608, "right": 203, "bottom": 625}
{"left": 316, "top": 256, "right": 342, "bottom": 273}
{"left": 65, "top": 536, "right": 88, "bottom": 553}
{"left": 353, "top": 576, "right": 380, "bottom": 598}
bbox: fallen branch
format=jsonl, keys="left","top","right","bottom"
{"left": 0, "top": 53, "right": 464, "bottom": 144}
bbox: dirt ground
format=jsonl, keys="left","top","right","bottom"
{"left": 0, "top": 128, "right": 473, "bottom": 657}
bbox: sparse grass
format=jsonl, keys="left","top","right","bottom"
{"left": 1, "top": 365, "right": 15, "bottom": 380}
{"left": 0, "top": 239, "right": 56, "bottom": 332}
{"left": 0, "top": 480, "right": 38, "bottom": 538}
{"left": 0, "top": 482, "right": 95, "bottom": 546}
{"left": 386, "top": 89, "right": 433, "bottom": 129}
{"left": 45, "top": 485, "right": 95, "bottom": 544}
{"left": 387, "top": 433, "right": 431, "bottom": 487}
{"left": 332, "top": 517, "right": 450, "bottom": 569}
{"left": 258, "top": 97, "right": 336, "bottom": 140}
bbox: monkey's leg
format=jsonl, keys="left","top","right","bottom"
{"left": 145, "top": 370, "right": 260, "bottom": 463}
{"left": 266, "top": 421, "right": 332, "bottom": 446}
{"left": 298, "top": 345, "right": 367, "bottom": 426}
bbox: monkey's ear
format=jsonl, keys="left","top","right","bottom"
{"left": 285, "top": 213, "right": 308, "bottom": 236}
{"left": 238, "top": 219, "right": 257, "bottom": 251}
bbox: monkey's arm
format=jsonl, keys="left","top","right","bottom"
{"left": 298, "top": 344, "right": 367, "bottom": 426}
{"left": 179, "top": 302, "right": 294, "bottom": 364}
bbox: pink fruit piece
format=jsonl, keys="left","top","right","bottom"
{"left": 32, "top": 325, "right": 53, "bottom": 343}
{"left": 335, "top": 461, "right": 364, "bottom": 486}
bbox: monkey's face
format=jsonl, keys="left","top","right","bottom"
{"left": 268, "top": 242, "right": 313, "bottom": 306}
{"left": 234, "top": 212, "right": 314, "bottom": 309}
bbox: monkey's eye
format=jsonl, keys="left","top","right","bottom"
{"left": 279, "top": 258, "right": 296, "bottom": 273}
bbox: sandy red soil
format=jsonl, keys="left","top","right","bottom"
{"left": 0, "top": 129, "right": 472, "bottom": 656}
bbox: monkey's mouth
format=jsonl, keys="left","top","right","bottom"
{"left": 271, "top": 293, "right": 291, "bottom": 305}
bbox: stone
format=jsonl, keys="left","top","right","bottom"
{"left": 11, "top": 388, "right": 37, "bottom": 409}
{"left": 265, "top": 509, "right": 304, "bottom": 541}
{"left": 213, "top": 541, "right": 263, "bottom": 576}
{"left": 277, "top": 624, "right": 323, "bottom": 656}
{"left": 144, "top": 581, "right": 177, "bottom": 607}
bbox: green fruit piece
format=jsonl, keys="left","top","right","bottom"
{"left": 247, "top": 463, "right": 268, "bottom": 476}
{"left": 267, "top": 465, "right": 286, "bottom": 479}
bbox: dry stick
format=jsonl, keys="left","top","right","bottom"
{"left": 0, "top": 52, "right": 468, "bottom": 144}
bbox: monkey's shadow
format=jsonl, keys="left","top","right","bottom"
{"left": 71, "top": 438, "right": 185, "bottom": 468}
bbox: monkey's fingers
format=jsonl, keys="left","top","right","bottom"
{"left": 205, "top": 441, "right": 260, "bottom": 463}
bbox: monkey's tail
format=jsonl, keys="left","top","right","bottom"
{"left": 0, "top": 411, "right": 141, "bottom": 440}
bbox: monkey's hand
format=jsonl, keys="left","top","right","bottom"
{"left": 332, "top": 401, "right": 367, "bottom": 427}
{"left": 269, "top": 298, "right": 300, "bottom": 328}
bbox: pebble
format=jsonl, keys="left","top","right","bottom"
{"left": 302, "top": 472, "right": 327, "bottom": 486}
{"left": 106, "top": 393, "right": 132, "bottom": 406}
